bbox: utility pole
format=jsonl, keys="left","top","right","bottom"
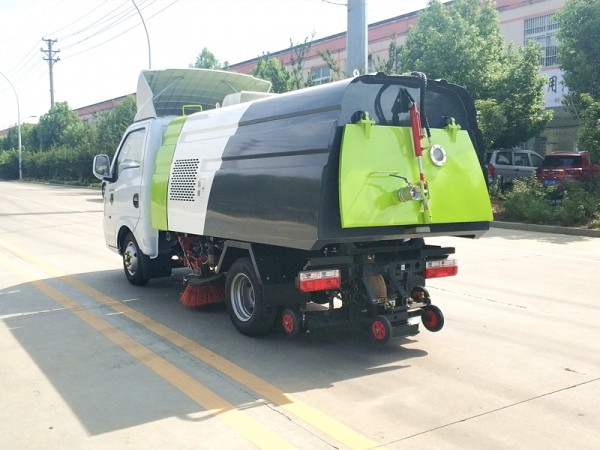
{"left": 41, "top": 38, "right": 60, "bottom": 107}
{"left": 346, "top": 0, "right": 368, "bottom": 76}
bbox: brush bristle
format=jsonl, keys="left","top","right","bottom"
{"left": 181, "top": 277, "right": 226, "bottom": 306}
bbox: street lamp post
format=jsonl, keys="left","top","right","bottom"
{"left": 0, "top": 72, "right": 22, "bottom": 180}
{"left": 131, "top": 0, "right": 151, "bottom": 69}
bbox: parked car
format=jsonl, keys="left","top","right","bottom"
{"left": 536, "top": 151, "right": 600, "bottom": 187}
{"left": 485, "top": 149, "right": 545, "bottom": 188}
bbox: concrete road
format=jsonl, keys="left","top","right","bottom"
{"left": 0, "top": 181, "right": 598, "bottom": 449}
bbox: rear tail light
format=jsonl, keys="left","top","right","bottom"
{"left": 565, "top": 168, "right": 582, "bottom": 175}
{"left": 297, "top": 269, "right": 341, "bottom": 292}
{"left": 487, "top": 164, "right": 495, "bottom": 177}
{"left": 425, "top": 259, "right": 458, "bottom": 279}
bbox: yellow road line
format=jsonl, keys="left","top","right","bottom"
{"left": 0, "top": 238, "right": 384, "bottom": 450}
{"left": 0, "top": 254, "right": 296, "bottom": 450}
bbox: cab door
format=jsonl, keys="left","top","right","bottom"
{"left": 104, "top": 126, "right": 148, "bottom": 249}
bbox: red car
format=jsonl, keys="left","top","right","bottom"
{"left": 536, "top": 152, "right": 600, "bottom": 187}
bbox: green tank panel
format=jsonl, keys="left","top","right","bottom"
{"left": 151, "top": 115, "right": 189, "bottom": 230}
{"left": 339, "top": 124, "right": 493, "bottom": 228}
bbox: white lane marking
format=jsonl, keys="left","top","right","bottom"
{"left": 455, "top": 242, "right": 600, "bottom": 264}
{"left": 2, "top": 191, "right": 103, "bottom": 217}
{"left": 56, "top": 206, "right": 103, "bottom": 217}
{"left": 0, "top": 307, "right": 66, "bottom": 320}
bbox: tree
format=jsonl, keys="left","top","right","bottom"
{"left": 556, "top": 0, "right": 600, "bottom": 101}
{"left": 189, "top": 47, "right": 229, "bottom": 70}
{"left": 399, "top": 0, "right": 552, "bottom": 149}
{"left": 95, "top": 95, "right": 137, "bottom": 157}
{"left": 1, "top": 123, "right": 36, "bottom": 151}
{"left": 289, "top": 33, "right": 316, "bottom": 89}
{"left": 36, "top": 102, "right": 82, "bottom": 151}
{"left": 250, "top": 54, "right": 295, "bottom": 93}
{"left": 372, "top": 34, "right": 401, "bottom": 75}
{"left": 555, "top": 0, "right": 600, "bottom": 157}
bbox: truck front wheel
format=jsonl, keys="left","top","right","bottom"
{"left": 122, "top": 233, "right": 150, "bottom": 286}
{"left": 225, "top": 258, "right": 276, "bottom": 336}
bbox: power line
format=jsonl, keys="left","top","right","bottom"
{"left": 62, "top": 0, "right": 178, "bottom": 60}
{"left": 4, "top": 44, "right": 41, "bottom": 78}
{"left": 60, "top": 0, "right": 156, "bottom": 51}
{"left": 11, "top": 54, "right": 43, "bottom": 84}
{"left": 47, "top": 0, "right": 110, "bottom": 39}
{"left": 56, "top": 1, "right": 134, "bottom": 42}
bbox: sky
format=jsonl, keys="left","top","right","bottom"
{"left": 0, "top": 0, "right": 437, "bottom": 130}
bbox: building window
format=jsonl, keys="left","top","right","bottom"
{"left": 312, "top": 66, "right": 331, "bottom": 85}
{"left": 524, "top": 14, "right": 560, "bottom": 67}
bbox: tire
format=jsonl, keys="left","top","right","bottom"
{"left": 122, "top": 233, "right": 150, "bottom": 286}
{"left": 370, "top": 315, "right": 393, "bottom": 344}
{"left": 225, "top": 257, "right": 276, "bottom": 336}
{"left": 421, "top": 304, "right": 444, "bottom": 332}
{"left": 410, "top": 286, "right": 431, "bottom": 304}
{"left": 281, "top": 309, "right": 299, "bottom": 337}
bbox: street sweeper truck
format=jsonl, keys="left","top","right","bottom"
{"left": 93, "top": 68, "right": 492, "bottom": 343}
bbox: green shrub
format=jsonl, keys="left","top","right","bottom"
{"left": 498, "top": 176, "right": 600, "bottom": 228}
{"left": 22, "top": 144, "right": 97, "bottom": 184}
{"left": 0, "top": 150, "right": 19, "bottom": 179}
{"left": 501, "top": 177, "right": 554, "bottom": 223}
{"left": 554, "top": 180, "right": 600, "bottom": 226}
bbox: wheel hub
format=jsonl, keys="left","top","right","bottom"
{"left": 230, "top": 273, "right": 255, "bottom": 322}
{"left": 124, "top": 242, "right": 138, "bottom": 275}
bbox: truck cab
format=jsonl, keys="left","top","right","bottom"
{"left": 93, "top": 68, "right": 273, "bottom": 263}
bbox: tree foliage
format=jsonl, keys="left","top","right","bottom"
{"left": 556, "top": 0, "right": 600, "bottom": 100}
{"left": 250, "top": 55, "right": 295, "bottom": 93}
{"left": 94, "top": 95, "right": 137, "bottom": 157}
{"left": 399, "top": 0, "right": 552, "bottom": 149}
{"left": 555, "top": 0, "right": 600, "bottom": 157}
{"left": 36, "top": 102, "right": 82, "bottom": 151}
{"left": 574, "top": 94, "right": 600, "bottom": 156}
{"left": 289, "top": 33, "right": 316, "bottom": 89}
{"left": 372, "top": 34, "right": 401, "bottom": 75}
{"left": 189, "top": 47, "right": 229, "bottom": 70}
{"left": 1, "top": 123, "right": 38, "bottom": 151}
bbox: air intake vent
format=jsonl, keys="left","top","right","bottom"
{"left": 169, "top": 158, "right": 199, "bottom": 202}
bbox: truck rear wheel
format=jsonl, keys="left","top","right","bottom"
{"left": 123, "top": 233, "right": 150, "bottom": 286}
{"left": 421, "top": 304, "right": 444, "bottom": 332}
{"left": 371, "top": 315, "right": 393, "bottom": 344}
{"left": 225, "top": 258, "right": 276, "bottom": 336}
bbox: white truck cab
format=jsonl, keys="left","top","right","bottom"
{"left": 93, "top": 68, "right": 273, "bottom": 267}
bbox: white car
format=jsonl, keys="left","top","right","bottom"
{"left": 485, "top": 149, "right": 544, "bottom": 188}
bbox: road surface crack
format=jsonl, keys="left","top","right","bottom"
{"left": 377, "top": 377, "right": 600, "bottom": 447}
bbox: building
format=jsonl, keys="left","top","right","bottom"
{"left": 230, "top": 0, "right": 573, "bottom": 154}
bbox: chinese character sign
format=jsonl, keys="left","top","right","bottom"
{"left": 543, "top": 68, "right": 568, "bottom": 108}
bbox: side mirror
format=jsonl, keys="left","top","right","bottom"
{"left": 93, "top": 154, "right": 111, "bottom": 181}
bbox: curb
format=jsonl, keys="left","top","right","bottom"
{"left": 491, "top": 221, "right": 600, "bottom": 238}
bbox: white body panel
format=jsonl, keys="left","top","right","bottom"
{"left": 166, "top": 103, "right": 252, "bottom": 235}
{"left": 103, "top": 117, "right": 174, "bottom": 257}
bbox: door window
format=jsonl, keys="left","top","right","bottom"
{"left": 496, "top": 152, "right": 512, "bottom": 165}
{"left": 116, "top": 129, "right": 146, "bottom": 174}
{"left": 513, "top": 152, "right": 529, "bottom": 167}
{"left": 531, "top": 154, "right": 544, "bottom": 167}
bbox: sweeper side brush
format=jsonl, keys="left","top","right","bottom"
{"left": 181, "top": 273, "right": 226, "bottom": 306}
